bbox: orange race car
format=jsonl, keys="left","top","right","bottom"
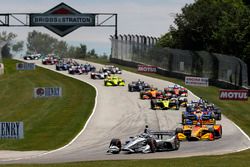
{"left": 175, "top": 123, "right": 222, "bottom": 141}
{"left": 140, "top": 88, "right": 165, "bottom": 100}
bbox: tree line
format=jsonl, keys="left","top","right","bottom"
{"left": 0, "top": 30, "right": 108, "bottom": 59}
{"left": 157, "top": 0, "right": 250, "bottom": 84}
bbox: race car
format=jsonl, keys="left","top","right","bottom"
{"left": 151, "top": 98, "right": 180, "bottom": 110}
{"left": 182, "top": 106, "right": 216, "bottom": 125}
{"left": 83, "top": 63, "right": 96, "bottom": 72}
{"left": 175, "top": 123, "right": 222, "bottom": 141}
{"left": 23, "top": 53, "right": 41, "bottom": 60}
{"left": 42, "top": 54, "right": 59, "bottom": 65}
{"left": 164, "top": 84, "right": 188, "bottom": 97}
{"left": 107, "top": 131, "right": 180, "bottom": 154}
{"left": 68, "top": 65, "right": 88, "bottom": 75}
{"left": 102, "top": 65, "right": 122, "bottom": 74}
{"left": 104, "top": 76, "right": 125, "bottom": 86}
{"left": 187, "top": 101, "right": 222, "bottom": 121}
{"left": 140, "top": 88, "right": 165, "bottom": 99}
{"left": 56, "top": 62, "right": 71, "bottom": 71}
{"left": 128, "top": 80, "right": 151, "bottom": 92}
{"left": 90, "top": 71, "right": 109, "bottom": 79}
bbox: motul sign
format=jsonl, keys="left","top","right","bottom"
{"left": 137, "top": 65, "right": 157, "bottom": 73}
{"left": 219, "top": 90, "right": 248, "bottom": 101}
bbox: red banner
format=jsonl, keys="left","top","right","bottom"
{"left": 137, "top": 65, "right": 157, "bottom": 73}
{"left": 219, "top": 90, "right": 248, "bottom": 100}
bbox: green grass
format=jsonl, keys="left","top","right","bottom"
{"left": 0, "top": 59, "right": 96, "bottom": 150}
{"left": 0, "top": 149, "right": 249, "bottom": 167}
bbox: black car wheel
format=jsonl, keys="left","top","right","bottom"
{"left": 110, "top": 138, "right": 121, "bottom": 154}
{"left": 147, "top": 138, "right": 156, "bottom": 153}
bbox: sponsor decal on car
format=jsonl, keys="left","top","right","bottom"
{"left": 185, "top": 77, "right": 209, "bottom": 87}
{"left": 219, "top": 89, "right": 248, "bottom": 101}
{"left": 0, "top": 122, "right": 24, "bottom": 139}
{"left": 16, "top": 63, "right": 36, "bottom": 70}
{"left": 34, "top": 87, "right": 62, "bottom": 98}
{"left": 137, "top": 65, "right": 157, "bottom": 73}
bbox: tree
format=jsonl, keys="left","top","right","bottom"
{"left": 27, "top": 30, "right": 59, "bottom": 55}
{"left": 0, "top": 31, "right": 17, "bottom": 58}
{"left": 12, "top": 41, "right": 24, "bottom": 52}
{"left": 158, "top": 0, "right": 250, "bottom": 84}
{"left": 87, "top": 49, "right": 98, "bottom": 58}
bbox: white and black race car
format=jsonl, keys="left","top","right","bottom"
{"left": 90, "top": 71, "right": 109, "bottom": 79}
{"left": 107, "top": 131, "right": 180, "bottom": 154}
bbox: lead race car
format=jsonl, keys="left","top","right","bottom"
{"left": 107, "top": 131, "right": 180, "bottom": 154}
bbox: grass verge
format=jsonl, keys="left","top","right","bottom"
{"left": 0, "top": 59, "right": 95, "bottom": 150}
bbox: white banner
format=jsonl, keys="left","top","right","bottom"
{"left": 34, "top": 87, "right": 62, "bottom": 98}
{"left": 0, "top": 122, "right": 24, "bottom": 139}
{"left": 16, "top": 63, "right": 36, "bottom": 70}
{"left": 0, "top": 63, "right": 4, "bottom": 75}
{"left": 185, "top": 77, "right": 209, "bottom": 87}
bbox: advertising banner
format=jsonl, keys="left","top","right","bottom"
{"left": 34, "top": 87, "right": 62, "bottom": 98}
{"left": 29, "top": 3, "right": 96, "bottom": 37}
{"left": 219, "top": 89, "right": 248, "bottom": 100}
{"left": 185, "top": 77, "right": 209, "bottom": 87}
{"left": 137, "top": 65, "right": 157, "bottom": 73}
{"left": 0, "top": 63, "right": 4, "bottom": 75}
{"left": 16, "top": 63, "right": 36, "bottom": 70}
{"left": 0, "top": 122, "right": 24, "bottom": 139}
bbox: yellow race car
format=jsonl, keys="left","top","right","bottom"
{"left": 104, "top": 76, "right": 125, "bottom": 86}
{"left": 175, "top": 123, "right": 222, "bottom": 141}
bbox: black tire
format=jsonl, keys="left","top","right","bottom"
{"left": 175, "top": 128, "right": 183, "bottom": 134}
{"left": 147, "top": 138, "right": 156, "bottom": 153}
{"left": 110, "top": 138, "right": 121, "bottom": 154}
{"left": 151, "top": 99, "right": 157, "bottom": 109}
{"left": 216, "top": 113, "right": 222, "bottom": 120}
{"left": 174, "top": 138, "right": 180, "bottom": 150}
{"left": 140, "top": 92, "right": 144, "bottom": 99}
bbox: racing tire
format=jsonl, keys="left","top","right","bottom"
{"left": 174, "top": 138, "right": 180, "bottom": 150}
{"left": 147, "top": 138, "right": 156, "bottom": 153}
{"left": 151, "top": 99, "right": 157, "bottom": 110}
{"left": 215, "top": 113, "right": 222, "bottom": 120}
{"left": 110, "top": 138, "right": 121, "bottom": 154}
{"left": 175, "top": 128, "right": 183, "bottom": 135}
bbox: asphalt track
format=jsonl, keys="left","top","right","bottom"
{"left": 0, "top": 58, "right": 249, "bottom": 164}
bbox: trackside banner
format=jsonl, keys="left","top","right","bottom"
{"left": 34, "top": 87, "right": 62, "bottom": 98}
{"left": 185, "top": 77, "right": 209, "bottom": 87}
{"left": 219, "top": 90, "right": 248, "bottom": 101}
{"left": 0, "top": 122, "right": 24, "bottom": 139}
{"left": 16, "top": 63, "right": 36, "bottom": 70}
{"left": 137, "top": 65, "right": 157, "bottom": 73}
